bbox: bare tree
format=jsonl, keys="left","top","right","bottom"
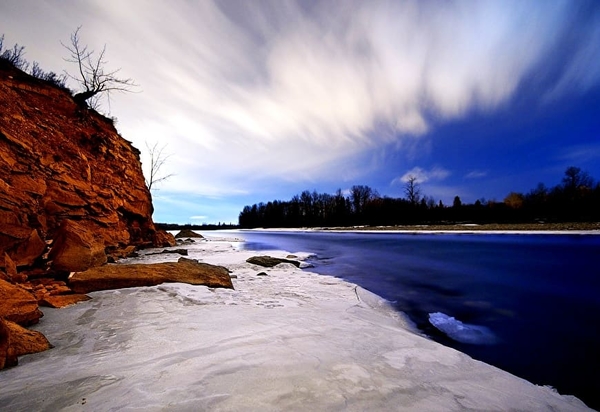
{"left": 0, "top": 34, "right": 28, "bottom": 70}
{"left": 144, "top": 142, "right": 174, "bottom": 191}
{"left": 404, "top": 175, "right": 421, "bottom": 205}
{"left": 62, "top": 26, "right": 137, "bottom": 108}
{"left": 562, "top": 166, "right": 593, "bottom": 192}
{"left": 350, "top": 185, "right": 378, "bottom": 215}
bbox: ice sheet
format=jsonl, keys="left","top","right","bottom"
{"left": 0, "top": 239, "right": 592, "bottom": 411}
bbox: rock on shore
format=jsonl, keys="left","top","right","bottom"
{"left": 69, "top": 258, "right": 234, "bottom": 294}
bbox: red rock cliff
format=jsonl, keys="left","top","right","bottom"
{"left": 0, "top": 60, "right": 173, "bottom": 268}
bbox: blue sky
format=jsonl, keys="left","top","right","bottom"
{"left": 2, "top": 1, "right": 599, "bottom": 224}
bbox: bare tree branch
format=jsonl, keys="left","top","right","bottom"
{"left": 145, "top": 142, "right": 174, "bottom": 191}
{"left": 62, "top": 26, "right": 138, "bottom": 108}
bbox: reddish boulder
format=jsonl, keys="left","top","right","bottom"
{"left": 155, "top": 230, "right": 177, "bottom": 247}
{"left": 69, "top": 257, "right": 234, "bottom": 294}
{"left": 11, "top": 229, "right": 46, "bottom": 267}
{"left": 3, "top": 319, "right": 51, "bottom": 356}
{"left": 40, "top": 294, "right": 91, "bottom": 308}
{"left": 0, "top": 318, "right": 51, "bottom": 370}
{"left": 0, "top": 227, "right": 46, "bottom": 269}
{"left": 49, "top": 220, "right": 107, "bottom": 272}
{"left": 0, "top": 318, "right": 17, "bottom": 369}
{"left": 3, "top": 253, "right": 27, "bottom": 283}
{"left": 0, "top": 279, "right": 43, "bottom": 326}
{"left": 4, "top": 253, "right": 17, "bottom": 280}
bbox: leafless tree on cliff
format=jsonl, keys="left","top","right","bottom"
{"left": 0, "top": 34, "right": 28, "bottom": 70}
{"left": 145, "top": 142, "right": 174, "bottom": 191}
{"left": 62, "top": 27, "right": 138, "bottom": 109}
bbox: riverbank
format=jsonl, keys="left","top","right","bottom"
{"left": 317, "top": 222, "right": 600, "bottom": 233}
{"left": 304, "top": 222, "right": 600, "bottom": 235}
{"left": 0, "top": 236, "right": 592, "bottom": 410}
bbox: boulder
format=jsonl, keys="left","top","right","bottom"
{"left": 154, "top": 230, "right": 177, "bottom": 247}
{"left": 0, "top": 279, "right": 43, "bottom": 326}
{"left": 0, "top": 318, "right": 17, "bottom": 369}
{"left": 49, "top": 219, "right": 107, "bottom": 272}
{"left": 246, "top": 256, "right": 301, "bottom": 268}
{"left": 40, "top": 294, "right": 91, "bottom": 308}
{"left": 4, "top": 252, "right": 17, "bottom": 281}
{"left": 10, "top": 229, "right": 46, "bottom": 267}
{"left": 174, "top": 229, "right": 204, "bottom": 239}
{"left": 69, "top": 257, "right": 234, "bottom": 293}
{"left": 145, "top": 248, "right": 188, "bottom": 256}
{"left": 3, "top": 319, "right": 51, "bottom": 356}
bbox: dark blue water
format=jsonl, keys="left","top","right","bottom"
{"left": 231, "top": 230, "right": 600, "bottom": 409}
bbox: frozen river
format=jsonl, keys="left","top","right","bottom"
{"left": 235, "top": 230, "right": 600, "bottom": 409}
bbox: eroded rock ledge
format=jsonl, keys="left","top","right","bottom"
{"left": 69, "top": 258, "right": 233, "bottom": 294}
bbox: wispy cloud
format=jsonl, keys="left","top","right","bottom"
{"left": 392, "top": 166, "right": 450, "bottom": 185}
{"left": 558, "top": 143, "right": 600, "bottom": 164}
{"left": 81, "top": 0, "right": 600, "bottom": 196}
{"left": 465, "top": 170, "right": 489, "bottom": 179}
{"left": 2, "top": 0, "right": 598, "bottom": 221}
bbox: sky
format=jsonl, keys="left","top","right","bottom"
{"left": 2, "top": 0, "right": 599, "bottom": 224}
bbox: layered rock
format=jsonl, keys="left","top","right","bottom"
{"left": 69, "top": 258, "right": 234, "bottom": 293}
{"left": 0, "top": 59, "right": 174, "bottom": 270}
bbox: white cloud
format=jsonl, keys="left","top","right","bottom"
{"left": 1, "top": 0, "right": 598, "bottom": 205}
{"left": 189, "top": 216, "right": 208, "bottom": 221}
{"left": 465, "top": 170, "right": 489, "bottom": 179}
{"left": 393, "top": 166, "right": 450, "bottom": 185}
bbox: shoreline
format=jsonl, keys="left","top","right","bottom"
{"left": 1, "top": 236, "right": 593, "bottom": 410}
{"left": 237, "top": 221, "right": 600, "bottom": 235}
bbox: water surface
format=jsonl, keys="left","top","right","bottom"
{"left": 230, "top": 230, "right": 600, "bottom": 409}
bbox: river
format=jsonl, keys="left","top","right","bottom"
{"left": 228, "top": 230, "right": 600, "bottom": 409}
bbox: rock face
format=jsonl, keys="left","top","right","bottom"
{"left": 0, "top": 60, "right": 174, "bottom": 269}
{"left": 69, "top": 257, "right": 234, "bottom": 293}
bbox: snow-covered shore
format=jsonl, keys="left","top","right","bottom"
{"left": 0, "top": 237, "right": 592, "bottom": 411}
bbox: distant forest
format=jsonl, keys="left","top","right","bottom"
{"left": 238, "top": 167, "right": 600, "bottom": 228}
{"left": 156, "top": 223, "right": 239, "bottom": 231}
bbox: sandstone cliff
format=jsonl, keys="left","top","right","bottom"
{"left": 0, "top": 59, "right": 173, "bottom": 269}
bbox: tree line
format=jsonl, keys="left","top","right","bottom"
{"left": 238, "top": 167, "right": 600, "bottom": 228}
